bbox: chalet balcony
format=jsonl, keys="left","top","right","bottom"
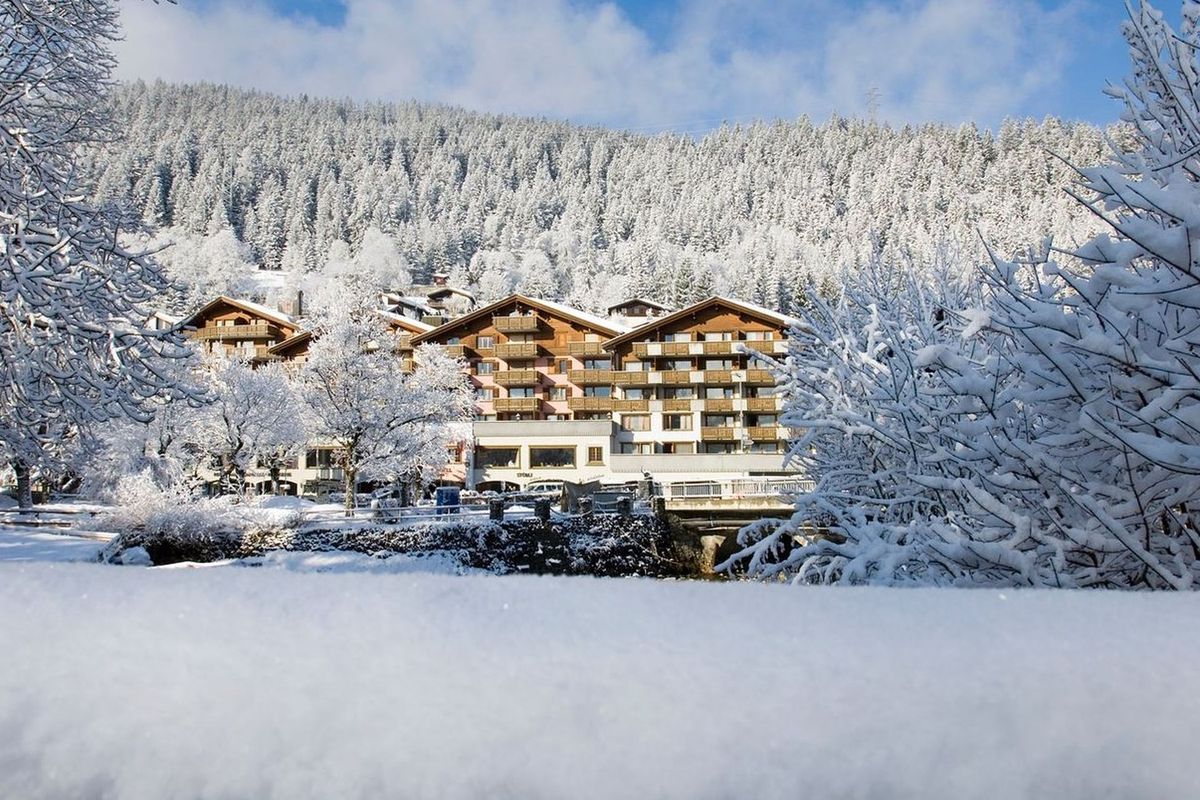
{"left": 700, "top": 426, "right": 737, "bottom": 442}
{"left": 493, "top": 314, "right": 542, "bottom": 333}
{"left": 493, "top": 369, "right": 540, "bottom": 387}
{"left": 700, "top": 341, "right": 734, "bottom": 355}
{"left": 613, "top": 371, "right": 653, "bottom": 387}
{"left": 192, "top": 323, "right": 281, "bottom": 341}
{"left": 568, "top": 369, "right": 614, "bottom": 385}
{"left": 395, "top": 333, "right": 413, "bottom": 351}
{"left": 612, "top": 399, "right": 650, "bottom": 412}
{"left": 567, "top": 397, "right": 614, "bottom": 412}
{"left": 400, "top": 358, "right": 415, "bottom": 374}
{"left": 747, "top": 426, "right": 784, "bottom": 440}
{"left": 567, "top": 341, "right": 604, "bottom": 356}
{"left": 442, "top": 344, "right": 467, "bottom": 358}
{"left": 661, "top": 399, "right": 695, "bottom": 412}
{"left": 495, "top": 342, "right": 539, "bottom": 359}
{"left": 701, "top": 370, "right": 734, "bottom": 384}
{"left": 660, "top": 370, "right": 695, "bottom": 385}
{"left": 704, "top": 398, "right": 734, "bottom": 413}
{"left": 494, "top": 397, "right": 541, "bottom": 413}
{"left": 746, "top": 397, "right": 780, "bottom": 412}
{"left": 745, "top": 368, "right": 776, "bottom": 384}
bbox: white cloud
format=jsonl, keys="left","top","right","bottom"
{"left": 113, "top": 0, "right": 1090, "bottom": 130}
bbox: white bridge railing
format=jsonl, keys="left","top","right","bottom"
{"left": 662, "top": 478, "right": 812, "bottom": 501}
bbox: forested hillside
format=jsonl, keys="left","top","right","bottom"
{"left": 92, "top": 81, "right": 1113, "bottom": 312}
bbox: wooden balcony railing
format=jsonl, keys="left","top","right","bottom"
{"left": 567, "top": 397, "right": 613, "bottom": 411}
{"left": 613, "top": 371, "right": 653, "bottom": 386}
{"left": 495, "top": 342, "right": 539, "bottom": 359}
{"left": 746, "top": 396, "right": 780, "bottom": 412}
{"left": 662, "top": 399, "right": 694, "bottom": 412}
{"left": 702, "top": 370, "right": 735, "bottom": 384}
{"left": 700, "top": 426, "right": 737, "bottom": 441}
{"left": 192, "top": 323, "right": 281, "bottom": 341}
{"left": 493, "top": 369, "right": 540, "bottom": 387}
{"left": 494, "top": 397, "right": 541, "bottom": 413}
{"left": 442, "top": 344, "right": 467, "bottom": 358}
{"left": 704, "top": 398, "right": 734, "bottom": 412}
{"left": 747, "top": 426, "right": 783, "bottom": 440}
{"left": 745, "top": 368, "right": 776, "bottom": 384}
{"left": 568, "top": 369, "right": 614, "bottom": 385}
{"left": 493, "top": 314, "right": 542, "bottom": 333}
{"left": 612, "top": 399, "right": 650, "bottom": 412}
{"left": 567, "top": 341, "right": 604, "bottom": 356}
{"left": 660, "top": 370, "right": 695, "bottom": 384}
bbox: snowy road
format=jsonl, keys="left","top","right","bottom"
{"left": 2, "top": 562, "right": 1197, "bottom": 799}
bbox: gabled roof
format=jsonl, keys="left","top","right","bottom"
{"left": 180, "top": 295, "right": 299, "bottom": 332}
{"left": 603, "top": 295, "right": 802, "bottom": 349}
{"left": 411, "top": 294, "right": 629, "bottom": 344}
{"left": 378, "top": 310, "right": 435, "bottom": 334}
{"left": 606, "top": 297, "right": 671, "bottom": 314}
{"left": 267, "top": 330, "right": 313, "bottom": 358}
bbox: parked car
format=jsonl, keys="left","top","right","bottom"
{"left": 524, "top": 481, "right": 564, "bottom": 497}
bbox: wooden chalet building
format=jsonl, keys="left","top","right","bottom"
{"left": 180, "top": 296, "right": 300, "bottom": 362}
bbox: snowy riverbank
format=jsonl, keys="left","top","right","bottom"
{"left": 3, "top": 563, "right": 1198, "bottom": 799}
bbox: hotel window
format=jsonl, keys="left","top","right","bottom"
{"left": 557, "top": 358, "right": 570, "bottom": 373}
{"left": 704, "top": 414, "right": 737, "bottom": 428}
{"left": 508, "top": 333, "right": 533, "bottom": 343}
{"left": 664, "top": 386, "right": 695, "bottom": 399}
{"left": 550, "top": 386, "right": 568, "bottom": 401}
{"left": 546, "top": 413, "right": 568, "bottom": 421}
{"left": 624, "top": 360, "right": 649, "bottom": 371}
{"left": 529, "top": 447, "right": 576, "bottom": 468}
{"left": 476, "top": 387, "right": 494, "bottom": 401}
{"left": 704, "top": 332, "right": 733, "bottom": 341}
{"left": 624, "top": 415, "right": 651, "bottom": 432}
{"left": 582, "top": 358, "right": 611, "bottom": 370}
{"left": 661, "top": 442, "right": 695, "bottom": 454}
{"left": 623, "top": 387, "right": 647, "bottom": 400}
{"left": 509, "top": 387, "right": 535, "bottom": 398}
{"left": 620, "top": 442, "right": 654, "bottom": 454}
{"left": 748, "top": 441, "right": 783, "bottom": 454}
{"left": 752, "top": 414, "right": 778, "bottom": 426}
{"left": 475, "top": 360, "right": 494, "bottom": 375}
{"left": 668, "top": 359, "right": 692, "bottom": 371}
{"left": 663, "top": 332, "right": 692, "bottom": 342}
{"left": 747, "top": 353, "right": 773, "bottom": 368}
{"left": 702, "top": 442, "right": 737, "bottom": 454}
{"left": 747, "top": 385, "right": 780, "bottom": 397}
{"left": 476, "top": 335, "right": 495, "bottom": 349}
{"left": 587, "top": 446, "right": 604, "bottom": 465}
{"left": 664, "top": 414, "right": 692, "bottom": 431}
{"left": 705, "top": 386, "right": 735, "bottom": 399}
{"left": 744, "top": 331, "right": 776, "bottom": 341}
{"left": 705, "top": 359, "right": 734, "bottom": 370}
{"left": 583, "top": 385, "right": 611, "bottom": 397}
{"left": 477, "top": 447, "right": 520, "bottom": 468}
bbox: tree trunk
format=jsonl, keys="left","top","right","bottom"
{"left": 344, "top": 466, "right": 357, "bottom": 518}
{"left": 14, "top": 460, "right": 33, "bottom": 513}
{"left": 270, "top": 466, "right": 281, "bottom": 496}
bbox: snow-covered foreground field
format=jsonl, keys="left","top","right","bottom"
{"left": 2, "top": 563, "right": 1197, "bottom": 800}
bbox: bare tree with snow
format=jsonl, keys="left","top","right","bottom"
{"left": 1, "top": 0, "right": 194, "bottom": 510}
{"left": 299, "top": 301, "right": 473, "bottom": 516}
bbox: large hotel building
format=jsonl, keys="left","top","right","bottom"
{"left": 181, "top": 292, "right": 800, "bottom": 496}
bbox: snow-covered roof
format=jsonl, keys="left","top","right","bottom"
{"left": 377, "top": 310, "right": 435, "bottom": 333}
{"left": 533, "top": 297, "right": 631, "bottom": 336}
{"left": 604, "top": 295, "right": 802, "bottom": 348}
{"left": 411, "top": 294, "right": 628, "bottom": 344}
{"left": 606, "top": 297, "right": 671, "bottom": 314}
{"left": 181, "top": 296, "right": 299, "bottom": 331}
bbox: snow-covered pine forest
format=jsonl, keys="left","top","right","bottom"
{"left": 91, "top": 82, "right": 1112, "bottom": 313}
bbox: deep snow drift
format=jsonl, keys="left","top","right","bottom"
{"left": 2, "top": 565, "right": 1197, "bottom": 800}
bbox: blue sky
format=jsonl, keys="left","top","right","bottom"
{"left": 115, "top": 0, "right": 1150, "bottom": 132}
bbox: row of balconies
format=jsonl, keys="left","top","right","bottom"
{"left": 488, "top": 369, "right": 777, "bottom": 389}
{"left": 700, "top": 426, "right": 784, "bottom": 441}
{"left": 191, "top": 323, "right": 282, "bottom": 341}
{"left": 493, "top": 314, "right": 542, "bottom": 333}
{"left": 484, "top": 395, "right": 780, "bottom": 412}
{"left": 632, "top": 340, "right": 789, "bottom": 358}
